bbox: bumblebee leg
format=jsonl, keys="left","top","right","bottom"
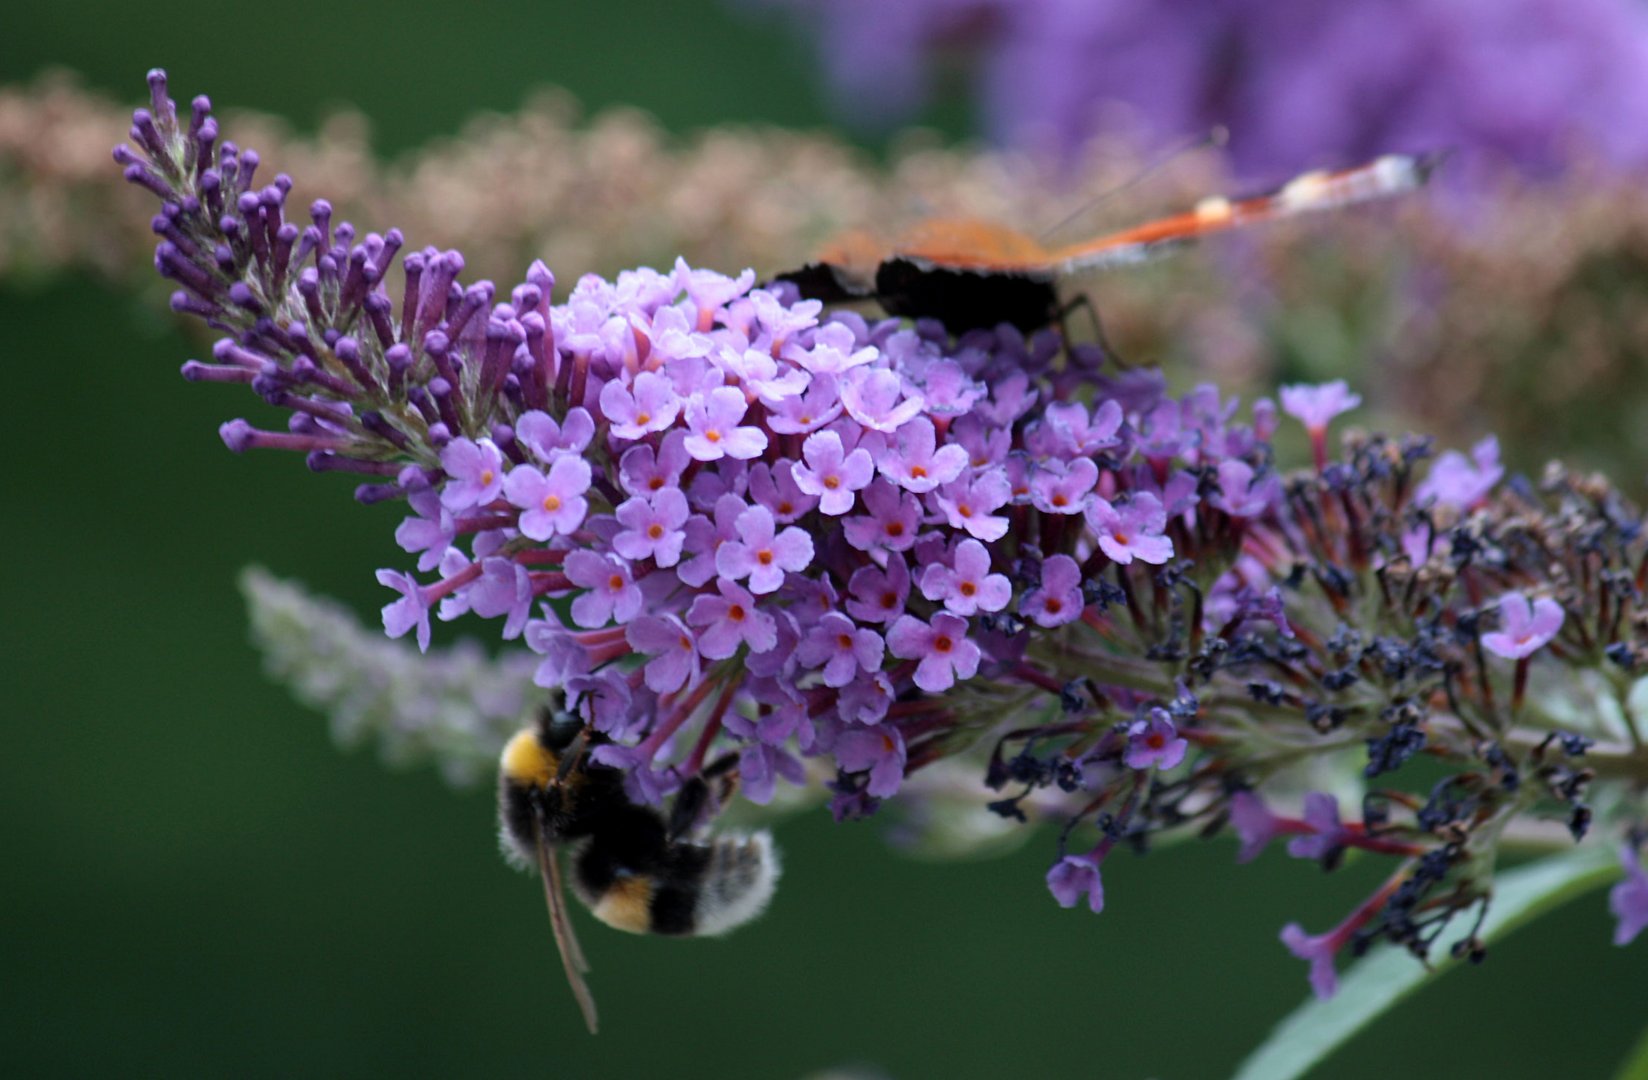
{"left": 667, "top": 754, "right": 741, "bottom": 842}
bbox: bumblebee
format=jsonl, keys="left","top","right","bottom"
{"left": 498, "top": 706, "right": 780, "bottom": 1033}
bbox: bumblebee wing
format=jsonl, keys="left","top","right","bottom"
{"left": 536, "top": 832, "right": 598, "bottom": 1034}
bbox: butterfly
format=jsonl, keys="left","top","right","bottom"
{"left": 772, "top": 153, "right": 1443, "bottom": 334}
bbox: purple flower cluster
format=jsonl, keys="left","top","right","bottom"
{"left": 380, "top": 261, "right": 1213, "bottom": 812}
{"left": 119, "top": 72, "right": 1648, "bottom": 1004}
{"left": 753, "top": 0, "right": 1648, "bottom": 176}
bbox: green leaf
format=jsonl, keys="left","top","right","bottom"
{"left": 1612, "top": 1021, "right": 1648, "bottom": 1080}
{"left": 1234, "top": 843, "right": 1621, "bottom": 1080}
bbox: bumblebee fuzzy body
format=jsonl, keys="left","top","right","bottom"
{"left": 498, "top": 716, "right": 779, "bottom": 938}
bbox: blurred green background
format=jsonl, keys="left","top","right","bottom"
{"left": 4, "top": 3, "right": 1644, "bottom": 1077}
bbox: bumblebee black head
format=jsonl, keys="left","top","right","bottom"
{"left": 536, "top": 704, "right": 584, "bottom": 752}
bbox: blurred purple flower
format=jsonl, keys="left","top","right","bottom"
{"left": 1612, "top": 844, "right": 1648, "bottom": 947}
{"left": 1481, "top": 592, "right": 1565, "bottom": 660}
{"left": 1280, "top": 922, "right": 1341, "bottom": 1000}
{"left": 1047, "top": 852, "right": 1105, "bottom": 913}
{"left": 1229, "top": 791, "right": 1285, "bottom": 863}
{"left": 752, "top": 0, "right": 1648, "bottom": 175}
{"left": 1417, "top": 435, "right": 1503, "bottom": 512}
{"left": 1123, "top": 708, "right": 1188, "bottom": 770}
{"left": 1286, "top": 792, "right": 1350, "bottom": 864}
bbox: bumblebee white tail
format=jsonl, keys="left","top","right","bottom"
{"left": 692, "top": 831, "right": 781, "bottom": 937}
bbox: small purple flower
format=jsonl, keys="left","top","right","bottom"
{"left": 766, "top": 373, "right": 844, "bottom": 435}
{"left": 1230, "top": 791, "right": 1286, "bottom": 863}
{"left": 1481, "top": 592, "right": 1565, "bottom": 660}
{"left": 525, "top": 612, "right": 593, "bottom": 687}
{"left": 1280, "top": 381, "right": 1362, "bottom": 433}
{"left": 749, "top": 287, "right": 821, "bottom": 349}
{"left": 837, "top": 671, "right": 895, "bottom": 724}
{"left": 1286, "top": 792, "right": 1351, "bottom": 864}
{"left": 516, "top": 407, "right": 595, "bottom": 459}
{"left": 739, "top": 741, "right": 806, "bottom": 805}
{"left": 377, "top": 569, "right": 431, "bottom": 652}
{"left": 879, "top": 416, "right": 968, "bottom": 493}
{"left": 1611, "top": 844, "right": 1648, "bottom": 947}
{"left": 1123, "top": 709, "right": 1188, "bottom": 770}
{"left": 932, "top": 469, "right": 1013, "bottom": 543}
{"left": 748, "top": 460, "right": 818, "bottom": 523}
{"left": 843, "top": 479, "right": 923, "bottom": 554}
{"left": 835, "top": 724, "right": 907, "bottom": 797}
{"left": 461, "top": 557, "right": 534, "bottom": 640}
{"left": 677, "top": 492, "right": 744, "bottom": 588}
{"left": 676, "top": 258, "right": 754, "bottom": 327}
{"left": 919, "top": 538, "right": 1011, "bottom": 616}
{"left": 1280, "top": 922, "right": 1340, "bottom": 1000}
{"left": 886, "top": 611, "right": 981, "bottom": 692}
{"left": 1046, "top": 853, "right": 1104, "bottom": 914}
{"left": 1283, "top": 380, "right": 1361, "bottom": 469}
{"left": 844, "top": 555, "right": 911, "bottom": 625}
{"left": 840, "top": 366, "right": 924, "bottom": 432}
{"left": 683, "top": 386, "right": 768, "bottom": 461}
{"left": 621, "top": 764, "right": 683, "bottom": 808}
{"left": 1209, "top": 460, "right": 1280, "bottom": 519}
{"left": 792, "top": 430, "right": 875, "bottom": 515}
{"left": 1135, "top": 400, "right": 1190, "bottom": 463}
{"left": 787, "top": 320, "right": 878, "bottom": 375}
{"left": 563, "top": 550, "right": 642, "bottom": 628}
{"left": 976, "top": 370, "right": 1038, "bottom": 427}
{"left": 950, "top": 414, "right": 1010, "bottom": 469}
{"left": 796, "top": 611, "right": 886, "bottom": 687}
{"left": 613, "top": 488, "right": 691, "bottom": 568}
{"left": 645, "top": 301, "right": 714, "bottom": 366}
{"left": 1087, "top": 493, "right": 1174, "bottom": 565}
{"left": 729, "top": 347, "right": 811, "bottom": 403}
{"left": 1020, "top": 554, "right": 1084, "bottom": 629}
{"left": 438, "top": 436, "right": 505, "bottom": 511}
{"left": 745, "top": 611, "right": 804, "bottom": 681}
{"left": 1037, "top": 399, "right": 1123, "bottom": 456}
{"left": 1029, "top": 457, "right": 1098, "bottom": 516}
{"left": 618, "top": 430, "right": 692, "bottom": 499}
{"left": 1417, "top": 436, "right": 1503, "bottom": 511}
{"left": 503, "top": 455, "right": 592, "bottom": 541}
{"left": 565, "top": 668, "right": 637, "bottom": 738}
{"left": 716, "top": 504, "right": 815, "bottom": 594}
{"left": 600, "top": 370, "right": 681, "bottom": 439}
{"left": 626, "top": 613, "right": 700, "bottom": 693}
{"left": 910, "top": 356, "right": 984, "bottom": 416}
{"left": 395, "top": 488, "right": 454, "bottom": 572}
{"left": 687, "top": 578, "right": 779, "bottom": 660}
